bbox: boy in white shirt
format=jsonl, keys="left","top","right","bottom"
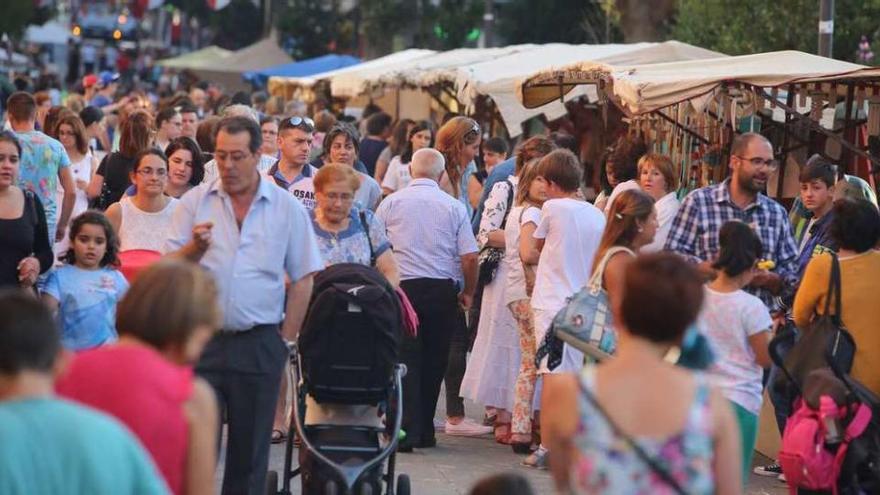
{"left": 525, "top": 150, "right": 606, "bottom": 468}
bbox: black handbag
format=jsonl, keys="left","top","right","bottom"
{"left": 476, "top": 179, "right": 514, "bottom": 286}
{"left": 774, "top": 253, "right": 855, "bottom": 395}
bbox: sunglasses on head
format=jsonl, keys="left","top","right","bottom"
{"left": 288, "top": 116, "right": 315, "bottom": 130}
{"left": 466, "top": 121, "right": 480, "bottom": 137}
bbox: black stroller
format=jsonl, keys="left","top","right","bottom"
{"left": 769, "top": 328, "right": 880, "bottom": 494}
{"left": 267, "top": 263, "right": 410, "bottom": 495}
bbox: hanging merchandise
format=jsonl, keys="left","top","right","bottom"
{"left": 798, "top": 84, "right": 808, "bottom": 109}
{"left": 771, "top": 87, "right": 779, "bottom": 108}
{"left": 857, "top": 85, "right": 867, "bottom": 111}
{"left": 827, "top": 83, "right": 838, "bottom": 107}
{"left": 867, "top": 94, "right": 880, "bottom": 137}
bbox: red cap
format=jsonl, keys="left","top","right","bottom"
{"left": 83, "top": 74, "right": 99, "bottom": 89}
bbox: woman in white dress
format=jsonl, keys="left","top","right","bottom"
{"left": 637, "top": 153, "right": 681, "bottom": 253}
{"left": 381, "top": 121, "right": 433, "bottom": 196}
{"left": 54, "top": 113, "right": 98, "bottom": 258}
{"left": 105, "top": 149, "right": 177, "bottom": 252}
{"left": 460, "top": 136, "right": 556, "bottom": 444}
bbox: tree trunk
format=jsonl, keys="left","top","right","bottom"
{"left": 614, "top": 0, "right": 676, "bottom": 42}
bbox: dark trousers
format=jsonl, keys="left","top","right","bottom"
{"left": 444, "top": 318, "right": 468, "bottom": 418}
{"left": 197, "top": 324, "right": 287, "bottom": 495}
{"left": 400, "top": 278, "right": 462, "bottom": 445}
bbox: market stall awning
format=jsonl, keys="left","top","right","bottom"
{"left": 268, "top": 49, "right": 436, "bottom": 95}
{"left": 607, "top": 50, "right": 880, "bottom": 116}
{"left": 456, "top": 42, "right": 724, "bottom": 136}
{"left": 157, "top": 46, "right": 233, "bottom": 69}
{"left": 222, "top": 38, "right": 292, "bottom": 72}
{"left": 243, "top": 54, "right": 361, "bottom": 87}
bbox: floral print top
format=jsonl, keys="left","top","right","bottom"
{"left": 476, "top": 175, "right": 516, "bottom": 249}
{"left": 571, "top": 366, "right": 715, "bottom": 495}
{"left": 13, "top": 130, "right": 70, "bottom": 234}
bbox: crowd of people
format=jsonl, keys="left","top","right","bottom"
{"left": 1, "top": 74, "right": 879, "bottom": 495}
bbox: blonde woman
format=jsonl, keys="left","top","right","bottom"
{"left": 435, "top": 116, "right": 481, "bottom": 216}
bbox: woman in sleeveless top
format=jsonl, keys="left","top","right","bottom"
{"left": 106, "top": 149, "right": 177, "bottom": 252}
{"left": 57, "top": 260, "right": 220, "bottom": 495}
{"left": 542, "top": 254, "right": 741, "bottom": 495}
{"left": 593, "top": 189, "right": 658, "bottom": 310}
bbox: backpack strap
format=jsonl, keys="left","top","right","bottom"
{"left": 823, "top": 253, "right": 842, "bottom": 323}
{"left": 358, "top": 210, "right": 376, "bottom": 267}
{"left": 499, "top": 179, "right": 515, "bottom": 229}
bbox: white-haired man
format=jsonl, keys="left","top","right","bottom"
{"left": 375, "top": 148, "right": 479, "bottom": 452}
{"left": 200, "top": 105, "right": 277, "bottom": 183}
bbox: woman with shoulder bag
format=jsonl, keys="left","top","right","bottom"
{"left": 793, "top": 199, "right": 880, "bottom": 395}
{"left": 87, "top": 110, "right": 153, "bottom": 210}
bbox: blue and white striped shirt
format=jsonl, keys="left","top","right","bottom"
{"left": 664, "top": 179, "right": 798, "bottom": 310}
{"left": 375, "top": 178, "right": 478, "bottom": 284}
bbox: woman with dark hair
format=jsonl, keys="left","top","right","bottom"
{"left": 42, "top": 106, "right": 75, "bottom": 141}
{"left": 54, "top": 113, "right": 98, "bottom": 256}
{"left": 87, "top": 109, "right": 154, "bottom": 209}
{"left": 374, "top": 118, "right": 414, "bottom": 183}
{"left": 381, "top": 120, "right": 433, "bottom": 196}
{"left": 542, "top": 253, "right": 741, "bottom": 494}
{"left": 105, "top": 149, "right": 177, "bottom": 253}
{"left": 319, "top": 124, "right": 382, "bottom": 211}
{"left": 593, "top": 148, "right": 616, "bottom": 212}
{"left": 0, "top": 131, "right": 52, "bottom": 288}
{"left": 603, "top": 135, "right": 648, "bottom": 215}
{"left": 794, "top": 199, "right": 880, "bottom": 395}
{"left": 435, "top": 116, "right": 481, "bottom": 216}
{"left": 164, "top": 137, "right": 204, "bottom": 199}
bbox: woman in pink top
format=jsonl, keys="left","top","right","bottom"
{"left": 57, "top": 260, "right": 220, "bottom": 495}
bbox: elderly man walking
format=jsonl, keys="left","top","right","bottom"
{"left": 164, "top": 116, "right": 323, "bottom": 494}
{"left": 375, "top": 148, "right": 479, "bottom": 452}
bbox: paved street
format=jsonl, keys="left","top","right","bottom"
{"left": 219, "top": 392, "right": 789, "bottom": 494}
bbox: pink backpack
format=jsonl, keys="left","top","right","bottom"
{"left": 779, "top": 395, "right": 872, "bottom": 495}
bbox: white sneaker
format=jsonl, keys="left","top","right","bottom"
{"left": 433, "top": 418, "right": 445, "bottom": 432}
{"left": 444, "top": 418, "right": 493, "bottom": 436}
{"left": 523, "top": 446, "right": 549, "bottom": 469}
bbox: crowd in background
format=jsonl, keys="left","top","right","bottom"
{"left": 1, "top": 72, "right": 880, "bottom": 495}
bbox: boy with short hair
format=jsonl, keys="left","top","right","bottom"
{"left": 0, "top": 290, "right": 168, "bottom": 495}
{"left": 525, "top": 149, "right": 606, "bottom": 468}
{"left": 482, "top": 137, "right": 509, "bottom": 174}
{"left": 794, "top": 157, "right": 838, "bottom": 277}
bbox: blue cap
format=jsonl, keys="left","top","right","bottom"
{"left": 98, "top": 71, "right": 120, "bottom": 87}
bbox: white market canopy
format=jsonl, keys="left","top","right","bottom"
{"left": 269, "top": 49, "right": 437, "bottom": 95}
{"left": 157, "top": 46, "right": 234, "bottom": 70}
{"left": 456, "top": 41, "right": 723, "bottom": 135}
{"left": 521, "top": 49, "right": 880, "bottom": 117}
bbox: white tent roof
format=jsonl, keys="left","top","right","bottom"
{"left": 607, "top": 50, "right": 880, "bottom": 116}
{"left": 329, "top": 49, "right": 440, "bottom": 97}
{"left": 374, "top": 45, "right": 537, "bottom": 89}
{"left": 25, "top": 21, "right": 70, "bottom": 45}
{"left": 455, "top": 41, "right": 723, "bottom": 136}
{"left": 157, "top": 46, "right": 234, "bottom": 69}
{"left": 270, "top": 49, "right": 436, "bottom": 93}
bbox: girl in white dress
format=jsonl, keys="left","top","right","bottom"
{"left": 381, "top": 121, "right": 433, "bottom": 196}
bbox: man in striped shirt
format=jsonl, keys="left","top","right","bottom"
{"left": 376, "top": 148, "right": 479, "bottom": 452}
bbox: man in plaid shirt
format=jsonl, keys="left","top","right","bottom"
{"left": 665, "top": 133, "right": 799, "bottom": 312}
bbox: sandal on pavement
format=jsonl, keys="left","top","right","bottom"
{"left": 494, "top": 422, "right": 512, "bottom": 444}
{"left": 271, "top": 429, "right": 287, "bottom": 444}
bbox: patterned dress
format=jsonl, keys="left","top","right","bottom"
{"left": 571, "top": 367, "right": 716, "bottom": 494}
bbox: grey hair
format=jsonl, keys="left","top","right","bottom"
{"left": 221, "top": 104, "right": 259, "bottom": 123}
{"left": 410, "top": 148, "right": 446, "bottom": 180}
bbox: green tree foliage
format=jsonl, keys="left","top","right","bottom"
{"left": 360, "top": 0, "right": 416, "bottom": 55}
{"left": 276, "top": 0, "right": 356, "bottom": 59}
{"left": 211, "top": 0, "right": 263, "bottom": 50}
{"left": 496, "top": 0, "right": 614, "bottom": 44}
{"left": 0, "top": 0, "right": 35, "bottom": 40}
{"left": 671, "top": 0, "right": 880, "bottom": 62}
{"left": 429, "top": 0, "right": 483, "bottom": 50}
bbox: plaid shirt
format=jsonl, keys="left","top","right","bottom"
{"left": 664, "top": 179, "right": 799, "bottom": 310}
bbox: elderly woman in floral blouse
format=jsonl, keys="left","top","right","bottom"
{"left": 310, "top": 162, "right": 400, "bottom": 286}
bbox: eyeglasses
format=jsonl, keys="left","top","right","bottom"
{"left": 735, "top": 155, "right": 780, "bottom": 170}
{"left": 136, "top": 168, "right": 168, "bottom": 177}
{"left": 323, "top": 192, "right": 354, "bottom": 203}
{"left": 285, "top": 116, "right": 315, "bottom": 132}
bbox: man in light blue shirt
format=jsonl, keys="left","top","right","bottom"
{"left": 0, "top": 291, "right": 168, "bottom": 495}
{"left": 375, "top": 148, "right": 478, "bottom": 451}
{"left": 164, "top": 116, "right": 323, "bottom": 495}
